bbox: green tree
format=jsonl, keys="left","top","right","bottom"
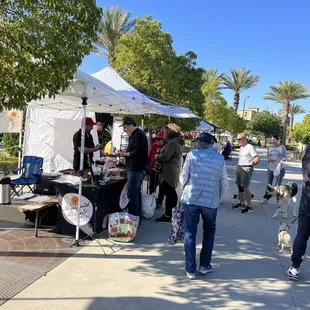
{"left": 0, "top": 0, "right": 101, "bottom": 110}
{"left": 292, "top": 115, "right": 310, "bottom": 144}
{"left": 291, "top": 122, "right": 302, "bottom": 142}
{"left": 247, "top": 110, "right": 282, "bottom": 146}
{"left": 203, "top": 82, "right": 246, "bottom": 135}
{"left": 289, "top": 103, "right": 306, "bottom": 134}
{"left": 264, "top": 81, "right": 309, "bottom": 146}
{"left": 112, "top": 16, "right": 203, "bottom": 131}
{"left": 221, "top": 68, "right": 259, "bottom": 111}
{"left": 94, "top": 6, "right": 136, "bottom": 65}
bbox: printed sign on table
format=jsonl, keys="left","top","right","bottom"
{"left": 61, "top": 193, "right": 93, "bottom": 225}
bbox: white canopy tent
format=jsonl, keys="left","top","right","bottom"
{"left": 92, "top": 66, "right": 200, "bottom": 119}
{"left": 195, "top": 121, "right": 216, "bottom": 132}
{"left": 26, "top": 69, "right": 160, "bottom": 246}
{"left": 27, "top": 70, "right": 158, "bottom": 115}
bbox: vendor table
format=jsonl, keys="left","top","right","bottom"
{"left": 53, "top": 177, "right": 127, "bottom": 236}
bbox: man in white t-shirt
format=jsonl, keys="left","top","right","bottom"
{"left": 233, "top": 133, "right": 260, "bottom": 214}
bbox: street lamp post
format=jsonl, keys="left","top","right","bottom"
{"left": 242, "top": 96, "right": 250, "bottom": 119}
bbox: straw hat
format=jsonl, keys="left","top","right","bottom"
{"left": 166, "top": 123, "right": 181, "bottom": 133}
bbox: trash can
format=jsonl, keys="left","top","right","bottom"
{"left": 0, "top": 177, "right": 11, "bottom": 205}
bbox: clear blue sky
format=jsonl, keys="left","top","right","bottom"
{"left": 80, "top": 0, "right": 310, "bottom": 123}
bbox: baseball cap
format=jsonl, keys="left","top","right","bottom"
{"left": 192, "top": 132, "right": 215, "bottom": 144}
{"left": 151, "top": 131, "right": 166, "bottom": 141}
{"left": 119, "top": 116, "right": 136, "bottom": 127}
{"left": 85, "top": 117, "right": 96, "bottom": 126}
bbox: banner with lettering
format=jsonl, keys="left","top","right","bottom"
{"left": 0, "top": 108, "right": 23, "bottom": 133}
{"left": 61, "top": 193, "right": 93, "bottom": 225}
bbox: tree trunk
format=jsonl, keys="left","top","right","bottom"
{"left": 282, "top": 101, "right": 289, "bottom": 146}
{"left": 264, "top": 136, "right": 267, "bottom": 147}
{"left": 233, "top": 92, "right": 240, "bottom": 111}
{"left": 288, "top": 113, "right": 294, "bottom": 143}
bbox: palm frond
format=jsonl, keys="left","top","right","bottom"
{"left": 220, "top": 68, "right": 259, "bottom": 93}
{"left": 94, "top": 6, "right": 136, "bottom": 61}
{"left": 289, "top": 102, "right": 306, "bottom": 115}
{"left": 264, "top": 81, "right": 309, "bottom": 103}
{"left": 202, "top": 68, "right": 223, "bottom": 84}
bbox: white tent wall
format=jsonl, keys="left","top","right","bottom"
{"left": 111, "top": 116, "right": 126, "bottom": 152}
{"left": 24, "top": 108, "right": 99, "bottom": 173}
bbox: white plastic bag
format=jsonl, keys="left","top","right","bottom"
{"left": 142, "top": 193, "right": 156, "bottom": 219}
{"left": 273, "top": 163, "right": 282, "bottom": 177}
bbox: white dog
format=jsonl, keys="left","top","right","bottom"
{"left": 265, "top": 183, "right": 298, "bottom": 219}
{"left": 277, "top": 222, "right": 293, "bottom": 253}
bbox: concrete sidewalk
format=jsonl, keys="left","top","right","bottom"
{"left": 2, "top": 148, "right": 310, "bottom": 310}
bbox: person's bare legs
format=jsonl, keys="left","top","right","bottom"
{"left": 244, "top": 187, "right": 252, "bottom": 208}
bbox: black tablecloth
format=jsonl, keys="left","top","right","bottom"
{"left": 53, "top": 178, "right": 127, "bottom": 236}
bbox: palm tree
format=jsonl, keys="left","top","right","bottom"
{"left": 94, "top": 6, "right": 136, "bottom": 65}
{"left": 264, "top": 81, "right": 309, "bottom": 145}
{"left": 289, "top": 103, "right": 306, "bottom": 135}
{"left": 202, "top": 68, "right": 223, "bottom": 84}
{"left": 221, "top": 68, "right": 259, "bottom": 111}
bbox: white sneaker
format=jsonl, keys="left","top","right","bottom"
{"left": 199, "top": 265, "right": 213, "bottom": 275}
{"left": 287, "top": 266, "right": 299, "bottom": 280}
{"left": 185, "top": 269, "right": 195, "bottom": 280}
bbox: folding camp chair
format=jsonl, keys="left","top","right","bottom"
{"left": 11, "top": 156, "right": 44, "bottom": 198}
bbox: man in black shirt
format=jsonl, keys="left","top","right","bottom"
{"left": 118, "top": 117, "right": 148, "bottom": 217}
{"left": 73, "top": 117, "right": 102, "bottom": 171}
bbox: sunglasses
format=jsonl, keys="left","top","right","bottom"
{"left": 237, "top": 138, "right": 244, "bottom": 141}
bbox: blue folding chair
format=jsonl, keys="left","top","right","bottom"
{"left": 11, "top": 156, "right": 44, "bottom": 198}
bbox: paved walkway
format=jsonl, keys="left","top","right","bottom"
{"left": 2, "top": 148, "right": 310, "bottom": 310}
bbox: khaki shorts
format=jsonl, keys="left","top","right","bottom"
{"left": 235, "top": 166, "right": 254, "bottom": 188}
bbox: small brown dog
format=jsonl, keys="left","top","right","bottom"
{"left": 277, "top": 222, "right": 293, "bottom": 253}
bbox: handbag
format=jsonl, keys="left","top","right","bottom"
{"left": 153, "top": 161, "right": 162, "bottom": 173}
{"left": 108, "top": 211, "right": 139, "bottom": 242}
{"left": 167, "top": 203, "right": 185, "bottom": 246}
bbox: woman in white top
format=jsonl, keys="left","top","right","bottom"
{"left": 261, "top": 135, "right": 287, "bottom": 205}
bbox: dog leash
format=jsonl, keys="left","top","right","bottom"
{"left": 291, "top": 215, "right": 299, "bottom": 225}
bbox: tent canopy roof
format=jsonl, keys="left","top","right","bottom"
{"left": 196, "top": 120, "right": 218, "bottom": 132}
{"left": 27, "top": 70, "right": 158, "bottom": 115}
{"left": 92, "top": 66, "right": 199, "bottom": 119}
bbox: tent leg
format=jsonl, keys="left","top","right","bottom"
{"left": 72, "top": 97, "right": 88, "bottom": 247}
{"left": 141, "top": 115, "right": 144, "bottom": 131}
{"left": 17, "top": 130, "right": 22, "bottom": 175}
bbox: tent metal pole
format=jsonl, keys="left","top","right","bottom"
{"left": 17, "top": 130, "right": 23, "bottom": 175}
{"left": 73, "top": 97, "right": 88, "bottom": 247}
{"left": 141, "top": 115, "right": 144, "bottom": 130}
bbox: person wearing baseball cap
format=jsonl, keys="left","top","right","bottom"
{"left": 179, "top": 132, "right": 229, "bottom": 279}
{"left": 73, "top": 117, "right": 103, "bottom": 172}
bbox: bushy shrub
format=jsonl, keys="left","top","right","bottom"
{"left": 2, "top": 133, "right": 21, "bottom": 157}
{"left": 0, "top": 152, "right": 18, "bottom": 174}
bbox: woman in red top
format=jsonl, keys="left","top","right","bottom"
{"left": 148, "top": 131, "right": 166, "bottom": 194}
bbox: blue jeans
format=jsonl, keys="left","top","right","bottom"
{"left": 183, "top": 203, "right": 218, "bottom": 273}
{"left": 267, "top": 168, "right": 285, "bottom": 187}
{"left": 127, "top": 171, "right": 145, "bottom": 216}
